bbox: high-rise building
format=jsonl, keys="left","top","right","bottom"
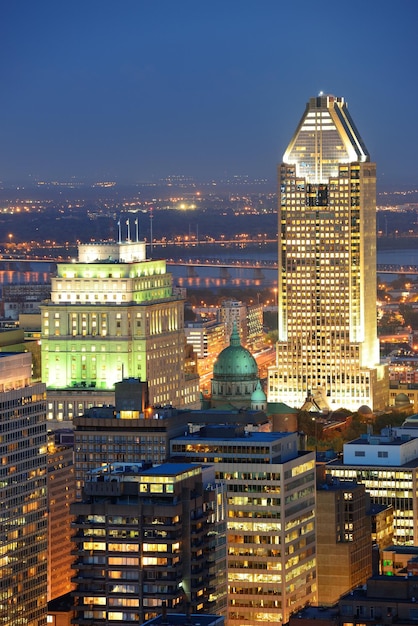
{"left": 71, "top": 462, "right": 226, "bottom": 624}
{"left": 170, "top": 426, "right": 317, "bottom": 626}
{"left": 268, "top": 94, "right": 388, "bottom": 412}
{"left": 0, "top": 352, "right": 48, "bottom": 625}
{"left": 41, "top": 240, "right": 200, "bottom": 423}
{"left": 47, "top": 430, "right": 75, "bottom": 601}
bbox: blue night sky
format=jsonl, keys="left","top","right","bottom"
{"left": 1, "top": 0, "right": 417, "bottom": 188}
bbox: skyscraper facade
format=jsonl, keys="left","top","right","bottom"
{"left": 171, "top": 427, "right": 317, "bottom": 625}
{"left": 0, "top": 352, "right": 48, "bottom": 625}
{"left": 71, "top": 462, "right": 225, "bottom": 624}
{"left": 268, "top": 95, "right": 388, "bottom": 412}
{"left": 41, "top": 240, "right": 200, "bottom": 422}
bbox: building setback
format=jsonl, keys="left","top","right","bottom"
{"left": 41, "top": 240, "right": 200, "bottom": 423}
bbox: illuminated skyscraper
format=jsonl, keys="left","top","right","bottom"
{"left": 268, "top": 95, "right": 388, "bottom": 411}
{"left": 41, "top": 240, "right": 200, "bottom": 422}
{"left": 0, "top": 352, "right": 48, "bottom": 625}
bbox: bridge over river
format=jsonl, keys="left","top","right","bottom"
{"left": 0, "top": 258, "right": 417, "bottom": 291}
{"left": 167, "top": 258, "right": 418, "bottom": 275}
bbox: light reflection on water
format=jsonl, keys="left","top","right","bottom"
{"left": 0, "top": 270, "right": 51, "bottom": 285}
{"left": 1, "top": 248, "right": 418, "bottom": 290}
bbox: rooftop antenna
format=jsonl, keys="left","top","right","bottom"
{"left": 117, "top": 218, "right": 121, "bottom": 244}
{"left": 126, "top": 218, "right": 131, "bottom": 242}
{"left": 135, "top": 216, "right": 139, "bottom": 242}
{"left": 149, "top": 207, "right": 154, "bottom": 255}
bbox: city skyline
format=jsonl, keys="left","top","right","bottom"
{"left": 1, "top": 1, "right": 418, "bottom": 187}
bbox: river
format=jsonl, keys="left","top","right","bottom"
{"left": 0, "top": 247, "right": 417, "bottom": 291}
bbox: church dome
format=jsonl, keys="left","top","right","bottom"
{"left": 213, "top": 324, "right": 258, "bottom": 380}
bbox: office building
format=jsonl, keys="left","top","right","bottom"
{"left": 47, "top": 431, "right": 75, "bottom": 601}
{"left": 0, "top": 352, "right": 48, "bottom": 625}
{"left": 2, "top": 282, "right": 50, "bottom": 320}
{"left": 184, "top": 318, "right": 226, "bottom": 376}
{"left": 316, "top": 477, "right": 372, "bottom": 605}
{"left": 381, "top": 545, "right": 418, "bottom": 576}
{"left": 268, "top": 94, "right": 388, "bottom": 412}
{"left": 220, "top": 300, "right": 248, "bottom": 344}
{"left": 339, "top": 575, "right": 418, "bottom": 626}
{"left": 71, "top": 462, "right": 226, "bottom": 624}
{"left": 41, "top": 240, "right": 200, "bottom": 422}
{"left": 327, "top": 430, "right": 418, "bottom": 545}
{"left": 246, "top": 301, "right": 264, "bottom": 350}
{"left": 170, "top": 427, "right": 317, "bottom": 626}
{"left": 73, "top": 377, "right": 269, "bottom": 498}
{"left": 289, "top": 575, "right": 418, "bottom": 626}
{"left": 73, "top": 378, "right": 194, "bottom": 498}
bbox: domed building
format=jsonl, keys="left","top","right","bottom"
{"left": 358, "top": 404, "right": 374, "bottom": 419}
{"left": 394, "top": 392, "right": 411, "bottom": 411}
{"left": 210, "top": 324, "right": 266, "bottom": 410}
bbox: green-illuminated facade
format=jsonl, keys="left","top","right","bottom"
{"left": 268, "top": 95, "right": 388, "bottom": 411}
{"left": 41, "top": 241, "right": 199, "bottom": 420}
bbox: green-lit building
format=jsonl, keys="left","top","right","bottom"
{"left": 41, "top": 240, "right": 200, "bottom": 422}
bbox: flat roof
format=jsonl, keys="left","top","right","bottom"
{"left": 327, "top": 458, "right": 418, "bottom": 469}
{"left": 173, "top": 430, "right": 293, "bottom": 443}
{"left": 141, "top": 463, "right": 201, "bottom": 476}
{"left": 143, "top": 614, "right": 223, "bottom": 626}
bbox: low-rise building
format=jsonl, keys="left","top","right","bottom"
{"left": 327, "top": 431, "right": 418, "bottom": 545}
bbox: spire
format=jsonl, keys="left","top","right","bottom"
{"left": 230, "top": 322, "right": 241, "bottom": 347}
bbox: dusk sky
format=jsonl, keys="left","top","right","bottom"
{"left": 1, "top": 1, "right": 417, "bottom": 188}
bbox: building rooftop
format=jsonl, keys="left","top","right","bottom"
{"left": 382, "top": 545, "right": 418, "bottom": 555}
{"left": 291, "top": 605, "right": 339, "bottom": 620}
{"left": 141, "top": 463, "right": 201, "bottom": 477}
{"left": 142, "top": 613, "right": 224, "bottom": 626}
{"left": 317, "top": 478, "right": 360, "bottom": 492}
{"left": 348, "top": 431, "right": 413, "bottom": 446}
{"left": 175, "top": 425, "right": 293, "bottom": 443}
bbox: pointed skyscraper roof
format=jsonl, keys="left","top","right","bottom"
{"left": 283, "top": 94, "right": 370, "bottom": 183}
